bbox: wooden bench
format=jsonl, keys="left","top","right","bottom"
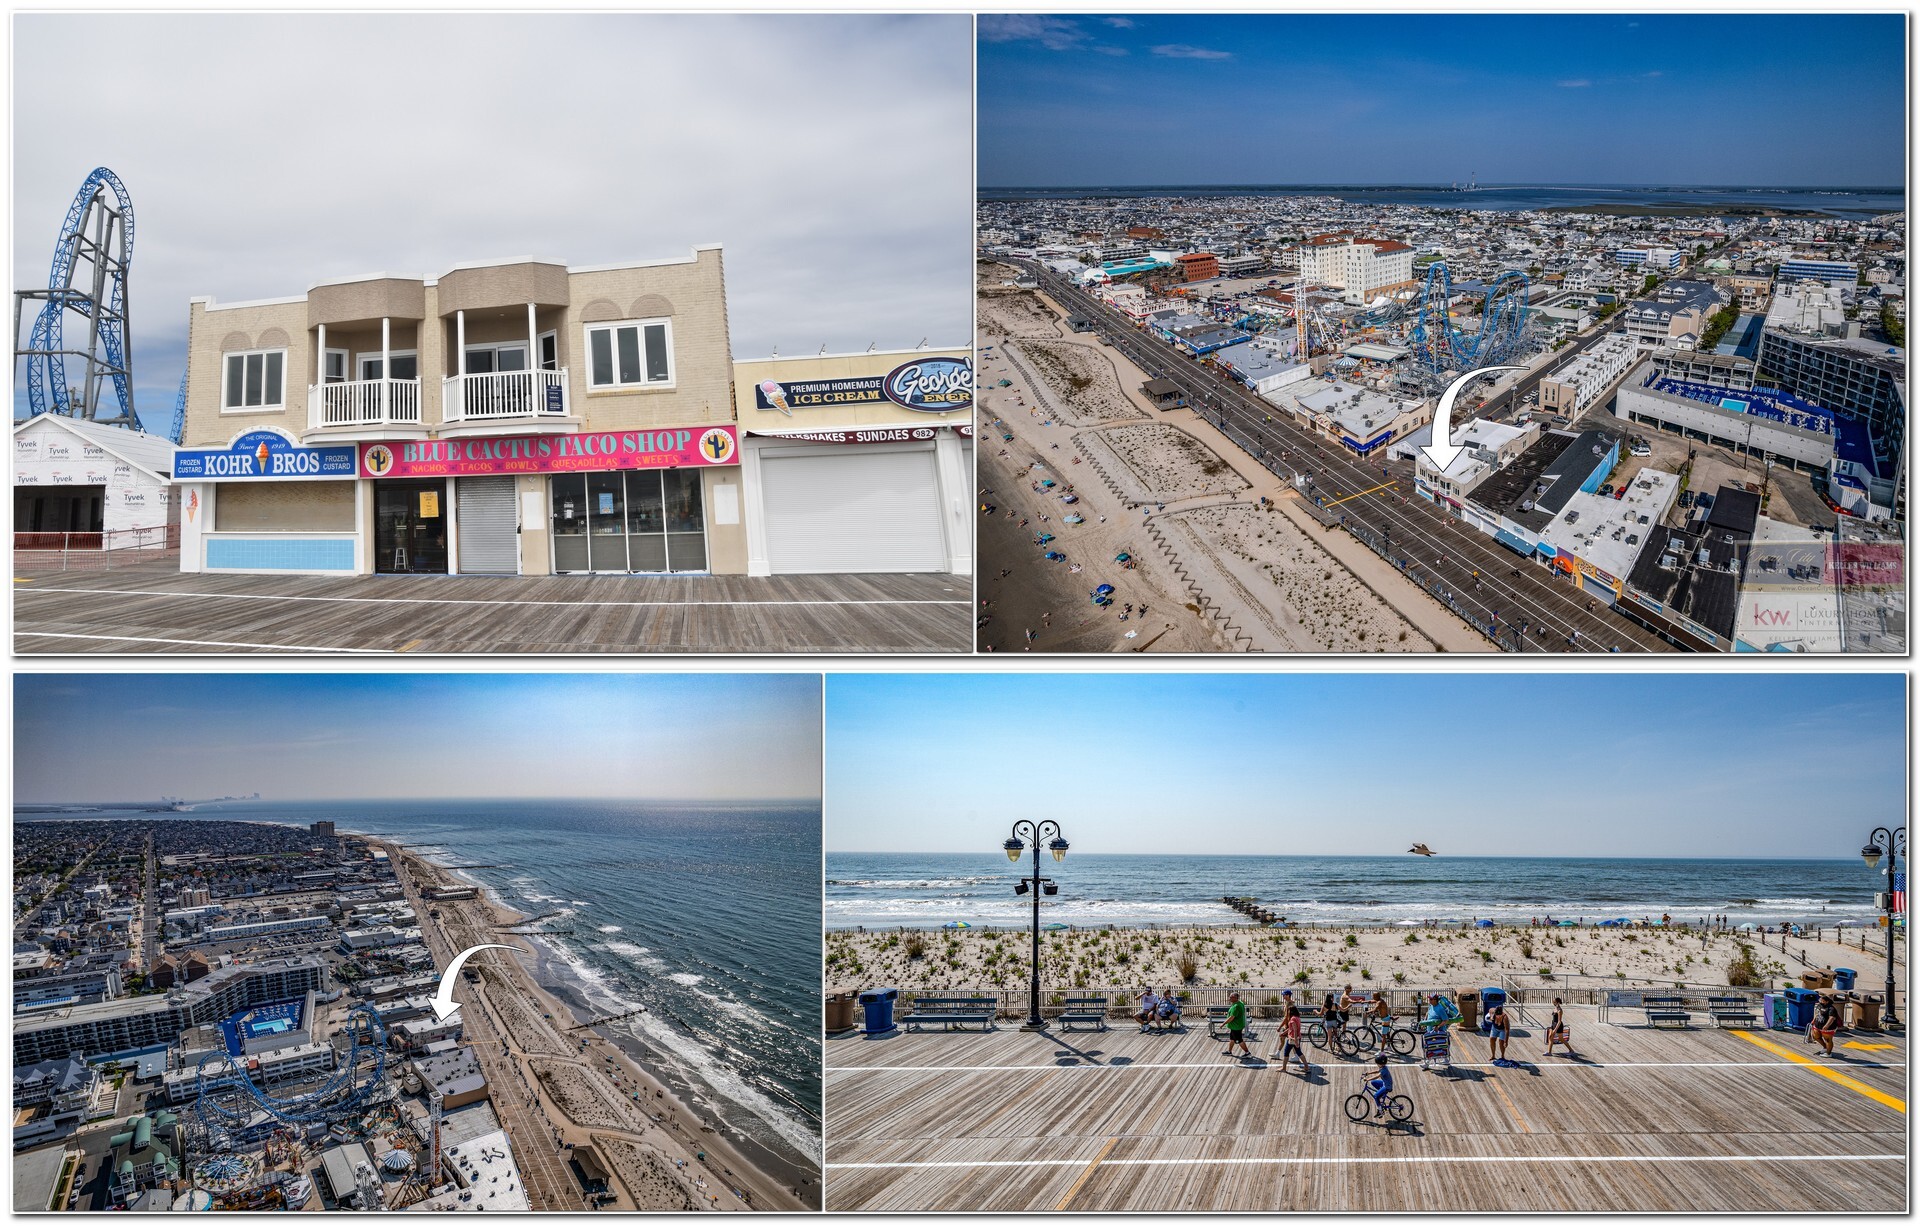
{"left": 1056, "top": 996, "right": 1110, "bottom": 1031}
{"left": 1643, "top": 996, "right": 1692, "bottom": 1028}
{"left": 1707, "top": 996, "right": 1758, "bottom": 1028}
{"left": 1204, "top": 1005, "right": 1254, "bottom": 1040}
{"left": 901, "top": 996, "right": 997, "bottom": 1032}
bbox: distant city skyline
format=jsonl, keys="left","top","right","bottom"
{"left": 979, "top": 14, "right": 1904, "bottom": 188}
{"left": 15, "top": 674, "right": 822, "bottom": 802}
{"left": 825, "top": 674, "right": 1907, "bottom": 858}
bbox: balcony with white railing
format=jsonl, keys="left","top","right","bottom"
{"left": 441, "top": 368, "right": 573, "bottom": 430}
{"left": 308, "top": 378, "right": 423, "bottom": 432}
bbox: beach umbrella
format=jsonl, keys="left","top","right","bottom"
{"left": 1475, "top": 919, "right": 1494, "bottom": 928}
{"left": 1095, "top": 584, "right": 1115, "bottom": 597}
{"left": 943, "top": 921, "right": 972, "bottom": 930}
{"left": 1044, "top": 923, "right": 1070, "bottom": 931}
{"left": 1556, "top": 920, "right": 1576, "bottom": 927}
{"left": 1736, "top": 922, "right": 1758, "bottom": 931}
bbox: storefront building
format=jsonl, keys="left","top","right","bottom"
{"left": 733, "top": 348, "right": 972, "bottom": 575}
{"left": 13, "top": 416, "right": 177, "bottom": 548}
{"left": 174, "top": 247, "right": 745, "bottom": 576}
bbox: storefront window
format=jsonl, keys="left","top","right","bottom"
{"left": 546, "top": 469, "right": 705, "bottom": 573}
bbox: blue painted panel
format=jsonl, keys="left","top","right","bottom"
{"left": 206, "top": 536, "right": 355, "bottom": 572}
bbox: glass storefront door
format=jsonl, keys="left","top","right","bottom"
{"left": 547, "top": 469, "right": 708, "bottom": 573}
{"left": 374, "top": 479, "right": 449, "bottom": 573}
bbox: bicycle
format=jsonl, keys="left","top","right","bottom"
{"left": 1306, "top": 1016, "right": 1363, "bottom": 1057}
{"left": 1355, "top": 1017, "right": 1419, "bottom": 1058}
{"left": 1345, "top": 1086, "right": 1414, "bottom": 1125}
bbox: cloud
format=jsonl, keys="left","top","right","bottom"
{"left": 11, "top": 14, "right": 972, "bottom": 429}
{"left": 978, "top": 14, "right": 1086, "bottom": 50}
{"left": 1150, "top": 43, "right": 1232, "bottom": 60}
{"left": 1644, "top": 69, "right": 1663, "bottom": 77}
{"left": 1557, "top": 78, "right": 1593, "bottom": 88}
{"left": 1094, "top": 45, "right": 1129, "bottom": 56}
{"left": 1102, "top": 16, "right": 1136, "bottom": 28}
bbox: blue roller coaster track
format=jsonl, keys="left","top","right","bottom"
{"left": 1409, "top": 261, "right": 1530, "bottom": 381}
{"left": 192, "top": 1004, "right": 388, "bottom": 1132}
{"left": 18, "top": 167, "right": 143, "bottom": 432}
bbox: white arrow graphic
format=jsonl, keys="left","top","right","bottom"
{"left": 1420, "top": 365, "right": 1524, "bottom": 474}
{"left": 431, "top": 944, "right": 520, "bottom": 1023}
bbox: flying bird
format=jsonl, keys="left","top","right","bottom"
{"left": 1408, "top": 843, "right": 1436, "bottom": 857}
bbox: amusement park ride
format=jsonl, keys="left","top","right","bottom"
{"left": 13, "top": 167, "right": 184, "bottom": 442}
{"left": 1290, "top": 258, "right": 1533, "bottom": 394}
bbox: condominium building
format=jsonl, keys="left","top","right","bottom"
{"left": 1295, "top": 233, "right": 1417, "bottom": 305}
{"left": 173, "top": 248, "right": 745, "bottom": 577}
{"left": 13, "top": 958, "right": 326, "bottom": 1066}
{"left": 1538, "top": 331, "right": 1639, "bottom": 415}
{"left": 1616, "top": 248, "right": 1682, "bottom": 273}
{"left": 1776, "top": 255, "right": 1858, "bottom": 286}
{"left": 1621, "top": 280, "right": 1726, "bottom": 352}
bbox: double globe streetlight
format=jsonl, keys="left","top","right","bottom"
{"left": 1861, "top": 826, "right": 1906, "bottom": 1030}
{"left": 1004, "top": 821, "right": 1068, "bottom": 1030}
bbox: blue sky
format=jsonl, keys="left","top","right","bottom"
{"left": 979, "top": 14, "right": 1905, "bottom": 187}
{"left": 825, "top": 674, "right": 1906, "bottom": 857}
{"left": 15, "top": 674, "right": 822, "bottom": 802}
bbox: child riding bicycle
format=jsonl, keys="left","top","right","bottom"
{"left": 1365, "top": 1054, "right": 1394, "bottom": 1116}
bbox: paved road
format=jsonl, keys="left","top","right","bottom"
{"left": 1027, "top": 267, "right": 1679, "bottom": 653}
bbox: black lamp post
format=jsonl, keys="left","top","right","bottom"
{"left": 1861, "top": 826, "right": 1906, "bottom": 1030}
{"left": 1005, "top": 821, "right": 1068, "bottom": 1030}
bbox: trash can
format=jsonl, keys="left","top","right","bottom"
{"left": 1853, "top": 995, "right": 1883, "bottom": 1031}
{"left": 1834, "top": 968, "right": 1858, "bottom": 991}
{"left": 858, "top": 987, "right": 898, "bottom": 1036}
{"left": 825, "top": 992, "right": 857, "bottom": 1035}
{"left": 1455, "top": 992, "right": 1479, "bottom": 1030}
{"left": 1783, "top": 987, "right": 1820, "bottom": 1030}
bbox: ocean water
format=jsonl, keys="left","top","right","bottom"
{"left": 826, "top": 852, "right": 1884, "bottom": 930}
{"left": 979, "top": 183, "right": 1906, "bottom": 217}
{"left": 77, "top": 801, "right": 822, "bottom": 1170}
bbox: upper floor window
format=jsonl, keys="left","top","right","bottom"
{"left": 585, "top": 319, "right": 673, "bottom": 390}
{"left": 223, "top": 349, "right": 286, "bottom": 411}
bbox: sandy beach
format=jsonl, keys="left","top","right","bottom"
{"left": 826, "top": 922, "right": 1904, "bottom": 1011}
{"left": 376, "top": 840, "right": 817, "bottom": 1211}
{"left": 976, "top": 265, "right": 1483, "bottom": 652}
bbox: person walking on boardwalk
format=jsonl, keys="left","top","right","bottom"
{"left": 1486, "top": 999, "right": 1513, "bottom": 1067}
{"left": 1543, "top": 997, "right": 1574, "bottom": 1057}
{"left": 1810, "top": 995, "right": 1842, "bottom": 1057}
{"left": 1223, "top": 991, "right": 1252, "bottom": 1060}
{"left": 1276, "top": 1002, "right": 1308, "bottom": 1074}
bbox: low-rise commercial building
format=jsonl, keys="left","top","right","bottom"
{"left": 1538, "top": 331, "right": 1638, "bottom": 415}
{"left": 733, "top": 349, "right": 971, "bottom": 576}
{"left": 1290, "top": 379, "right": 1431, "bottom": 457}
{"left": 174, "top": 248, "right": 745, "bottom": 577}
{"left": 1403, "top": 417, "right": 1541, "bottom": 507}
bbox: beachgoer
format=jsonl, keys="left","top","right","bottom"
{"left": 1543, "top": 997, "right": 1572, "bottom": 1056}
{"left": 1135, "top": 988, "right": 1160, "bottom": 1032}
{"left": 1158, "top": 989, "right": 1182, "bottom": 1030}
{"left": 1224, "top": 992, "right": 1251, "bottom": 1059}
{"left": 1486, "top": 999, "right": 1512, "bottom": 1066}
{"left": 1365, "top": 1054, "right": 1394, "bottom": 1117}
{"left": 1810, "top": 996, "right": 1841, "bottom": 1056}
{"left": 1278, "top": 1003, "right": 1307, "bottom": 1073}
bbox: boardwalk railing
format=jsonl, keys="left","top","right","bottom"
{"left": 14, "top": 525, "right": 181, "bottom": 571}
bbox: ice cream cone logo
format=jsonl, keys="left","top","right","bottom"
{"left": 255, "top": 440, "right": 272, "bottom": 471}
{"left": 186, "top": 490, "right": 199, "bottom": 523}
{"left": 758, "top": 380, "right": 792, "bottom": 416}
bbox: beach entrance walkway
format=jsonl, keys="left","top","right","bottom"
{"left": 824, "top": 1004, "right": 1905, "bottom": 1212}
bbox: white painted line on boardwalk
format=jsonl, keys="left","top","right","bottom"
{"left": 827, "top": 1153, "right": 1905, "bottom": 1171}
{"left": 15, "top": 631, "right": 392, "bottom": 654}
{"left": 828, "top": 1059, "right": 1905, "bottom": 1073}
{"left": 15, "top": 586, "right": 968, "bottom": 609}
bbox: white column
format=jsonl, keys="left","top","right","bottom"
{"left": 455, "top": 310, "right": 466, "bottom": 421}
{"left": 526, "top": 301, "right": 537, "bottom": 362}
{"left": 381, "top": 316, "right": 391, "bottom": 422}
{"left": 315, "top": 323, "right": 326, "bottom": 429}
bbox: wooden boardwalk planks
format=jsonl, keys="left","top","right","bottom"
{"left": 824, "top": 1007, "right": 1906, "bottom": 1211}
{"left": 13, "top": 562, "right": 970, "bottom": 653}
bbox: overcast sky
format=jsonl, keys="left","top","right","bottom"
{"left": 16, "top": 674, "right": 822, "bottom": 802}
{"left": 826, "top": 674, "right": 1907, "bottom": 858}
{"left": 12, "top": 13, "right": 971, "bottom": 433}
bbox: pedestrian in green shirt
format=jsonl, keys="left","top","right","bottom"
{"left": 1223, "top": 991, "right": 1251, "bottom": 1059}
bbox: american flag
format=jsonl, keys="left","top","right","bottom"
{"left": 1893, "top": 871, "right": 1906, "bottom": 916}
